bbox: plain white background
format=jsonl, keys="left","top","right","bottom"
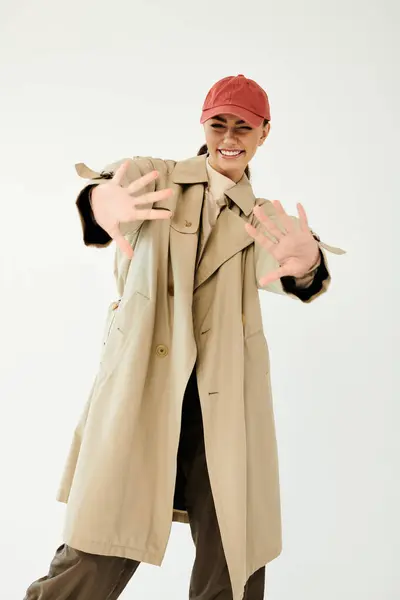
{"left": 0, "top": 0, "right": 398, "bottom": 598}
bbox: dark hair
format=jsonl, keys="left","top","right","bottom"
{"left": 197, "top": 119, "right": 269, "bottom": 180}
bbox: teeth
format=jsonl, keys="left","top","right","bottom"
{"left": 220, "top": 150, "right": 242, "bottom": 156}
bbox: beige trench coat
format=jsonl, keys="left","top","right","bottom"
{"left": 57, "top": 154, "right": 344, "bottom": 600}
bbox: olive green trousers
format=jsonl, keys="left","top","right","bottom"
{"left": 24, "top": 371, "right": 265, "bottom": 599}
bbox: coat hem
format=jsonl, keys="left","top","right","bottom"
{"left": 62, "top": 535, "right": 164, "bottom": 566}
{"left": 248, "top": 545, "right": 282, "bottom": 574}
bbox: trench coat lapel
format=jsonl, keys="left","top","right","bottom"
{"left": 194, "top": 206, "right": 252, "bottom": 290}
{"left": 194, "top": 177, "right": 256, "bottom": 291}
{"left": 171, "top": 154, "right": 257, "bottom": 291}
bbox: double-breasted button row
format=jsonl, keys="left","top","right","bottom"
{"left": 155, "top": 344, "right": 168, "bottom": 358}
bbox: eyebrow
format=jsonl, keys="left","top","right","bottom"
{"left": 211, "top": 116, "right": 248, "bottom": 125}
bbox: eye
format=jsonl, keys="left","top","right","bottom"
{"left": 238, "top": 126, "right": 252, "bottom": 131}
{"left": 211, "top": 123, "right": 224, "bottom": 129}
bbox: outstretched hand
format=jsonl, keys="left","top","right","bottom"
{"left": 91, "top": 160, "right": 173, "bottom": 259}
{"left": 245, "top": 200, "right": 320, "bottom": 287}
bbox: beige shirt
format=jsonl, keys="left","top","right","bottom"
{"left": 197, "top": 157, "right": 237, "bottom": 264}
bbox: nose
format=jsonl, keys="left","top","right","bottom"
{"left": 222, "top": 128, "right": 238, "bottom": 144}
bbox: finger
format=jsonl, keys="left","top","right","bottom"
{"left": 113, "top": 232, "right": 134, "bottom": 259}
{"left": 259, "top": 269, "right": 282, "bottom": 287}
{"left": 133, "top": 188, "right": 173, "bottom": 206}
{"left": 245, "top": 223, "right": 276, "bottom": 251}
{"left": 259, "top": 264, "right": 291, "bottom": 287}
{"left": 253, "top": 206, "right": 284, "bottom": 241}
{"left": 272, "top": 200, "right": 294, "bottom": 233}
{"left": 141, "top": 209, "right": 172, "bottom": 221}
{"left": 297, "top": 202, "right": 310, "bottom": 232}
{"left": 112, "top": 161, "right": 131, "bottom": 186}
{"left": 127, "top": 170, "right": 160, "bottom": 195}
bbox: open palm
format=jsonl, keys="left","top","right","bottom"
{"left": 245, "top": 200, "right": 320, "bottom": 287}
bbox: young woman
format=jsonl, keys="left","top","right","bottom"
{"left": 24, "top": 74, "right": 344, "bottom": 600}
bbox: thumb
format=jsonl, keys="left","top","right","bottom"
{"left": 259, "top": 265, "right": 288, "bottom": 287}
{"left": 113, "top": 231, "right": 134, "bottom": 259}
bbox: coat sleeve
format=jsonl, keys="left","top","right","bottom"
{"left": 74, "top": 156, "right": 164, "bottom": 248}
{"left": 252, "top": 198, "right": 346, "bottom": 303}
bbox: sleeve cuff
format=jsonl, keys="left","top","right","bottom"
{"left": 280, "top": 249, "right": 329, "bottom": 302}
{"left": 76, "top": 184, "right": 113, "bottom": 247}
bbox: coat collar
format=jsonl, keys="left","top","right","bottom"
{"left": 194, "top": 206, "right": 253, "bottom": 291}
{"left": 171, "top": 154, "right": 256, "bottom": 217}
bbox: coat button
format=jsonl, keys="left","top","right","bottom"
{"left": 184, "top": 220, "right": 192, "bottom": 227}
{"left": 155, "top": 344, "right": 169, "bottom": 358}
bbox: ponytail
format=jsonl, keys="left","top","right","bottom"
{"left": 197, "top": 144, "right": 208, "bottom": 157}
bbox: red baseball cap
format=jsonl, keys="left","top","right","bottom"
{"left": 200, "top": 74, "right": 271, "bottom": 128}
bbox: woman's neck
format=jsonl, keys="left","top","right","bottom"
{"left": 207, "top": 155, "right": 245, "bottom": 183}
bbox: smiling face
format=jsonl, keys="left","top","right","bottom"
{"left": 203, "top": 113, "right": 270, "bottom": 182}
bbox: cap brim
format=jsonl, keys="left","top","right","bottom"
{"left": 200, "top": 105, "right": 264, "bottom": 128}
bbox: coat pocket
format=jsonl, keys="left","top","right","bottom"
{"left": 99, "top": 292, "right": 150, "bottom": 377}
{"left": 244, "top": 329, "right": 271, "bottom": 375}
{"left": 99, "top": 299, "right": 123, "bottom": 375}
{"left": 102, "top": 299, "right": 121, "bottom": 347}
